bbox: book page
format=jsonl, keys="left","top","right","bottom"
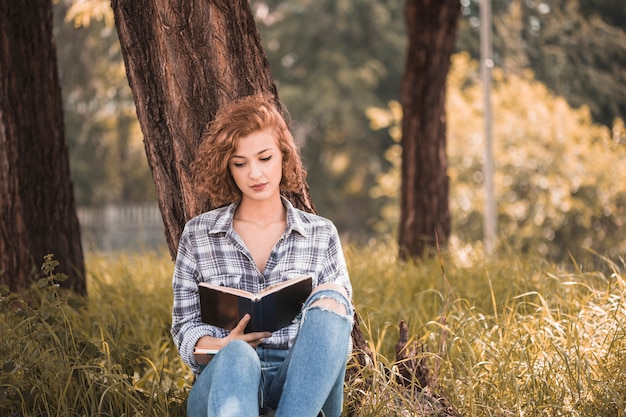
{"left": 194, "top": 348, "right": 220, "bottom": 355}
{"left": 259, "top": 275, "right": 312, "bottom": 297}
{"left": 198, "top": 282, "right": 255, "bottom": 300}
{"left": 199, "top": 275, "right": 312, "bottom": 300}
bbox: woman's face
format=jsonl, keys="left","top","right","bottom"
{"left": 228, "top": 129, "right": 283, "bottom": 203}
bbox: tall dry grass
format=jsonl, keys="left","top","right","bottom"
{"left": 1, "top": 242, "right": 624, "bottom": 416}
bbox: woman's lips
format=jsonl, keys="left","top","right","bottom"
{"left": 251, "top": 183, "right": 267, "bottom": 191}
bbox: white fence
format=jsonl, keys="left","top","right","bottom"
{"left": 77, "top": 203, "right": 166, "bottom": 251}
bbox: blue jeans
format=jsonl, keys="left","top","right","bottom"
{"left": 187, "top": 289, "right": 353, "bottom": 417}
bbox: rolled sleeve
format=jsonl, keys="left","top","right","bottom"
{"left": 171, "top": 227, "right": 226, "bottom": 372}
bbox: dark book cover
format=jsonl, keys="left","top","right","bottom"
{"left": 199, "top": 276, "right": 313, "bottom": 333}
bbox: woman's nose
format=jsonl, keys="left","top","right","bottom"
{"left": 249, "top": 162, "right": 262, "bottom": 179}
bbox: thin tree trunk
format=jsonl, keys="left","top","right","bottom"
{"left": 399, "top": 0, "right": 459, "bottom": 259}
{"left": 0, "top": 0, "right": 85, "bottom": 294}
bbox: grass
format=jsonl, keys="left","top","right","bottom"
{"left": 1, "top": 241, "right": 625, "bottom": 416}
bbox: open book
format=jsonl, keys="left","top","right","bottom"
{"left": 198, "top": 276, "right": 313, "bottom": 333}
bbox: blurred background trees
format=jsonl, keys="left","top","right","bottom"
{"left": 459, "top": 0, "right": 626, "bottom": 128}
{"left": 253, "top": 0, "right": 407, "bottom": 235}
{"left": 54, "top": 0, "right": 155, "bottom": 207}
{"left": 54, "top": 0, "right": 625, "bottom": 262}
{"left": 369, "top": 52, "right": 626, "bottom": 262}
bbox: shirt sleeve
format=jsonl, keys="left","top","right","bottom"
{"left": 318, "top": 222, "right": 353, "bottom": 300}
{"left": 170, "top": 225, "right": 227, "bottom": 374}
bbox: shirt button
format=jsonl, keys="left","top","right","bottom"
{"left": 258, "top": 276, "right": 265, "bottom": 284}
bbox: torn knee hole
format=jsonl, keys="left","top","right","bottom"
{"left": 310, "top": 298, "right": 347, "bottom": 315}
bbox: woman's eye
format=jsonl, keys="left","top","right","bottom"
{"left": 260, "top": 156, "right": 272, "bottom": 162}
{"left": 232, "top": 162, "right": 245, "bottom": 168}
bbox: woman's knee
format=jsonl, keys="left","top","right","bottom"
{"left": 222, "top": 339, "right": 258, "bottom": 359}
{"left": 214, "top": 340, "right": 260, "bottom": 373}
{"left": 306, "top": 284, "right": 353, "bottom": 317}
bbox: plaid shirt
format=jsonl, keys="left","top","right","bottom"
{"left": 171, "top": 197, "right": 352, "bottom": 373}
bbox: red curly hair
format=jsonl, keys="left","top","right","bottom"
{"left": 192, "top": 95, "right": 307, "bottom": 207}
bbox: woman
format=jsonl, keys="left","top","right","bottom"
{"left": 171, "top": 95, "right": 354, "bottom": 417}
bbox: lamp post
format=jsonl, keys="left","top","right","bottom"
{"left": 480, "top": 0, "right": 496, "bottom": 254}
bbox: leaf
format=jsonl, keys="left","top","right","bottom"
{"left": 67, "top": 297, "right": 85, "bottom": 309}
{"left": 54, "top": 273, "right": 69, "bottom": 283}
{"left": 36, "top": 278, "right": 49, "bottom": 288}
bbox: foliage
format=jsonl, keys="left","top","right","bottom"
{"left": 578, "top": 0, "right": 626, "bottom": 28}
{"left": 53, "top": 0, "right": 155, "bottom": 206}
{"left": 460, "top": 0, "right": 626, "bottom": 128}
{"left": 368, "top": 52, "right": 626, "bottom": 262}
{"left": 518, "top": 0, "right": 626, "bottom": 128}
{"left": 64, "top": 0, "right": 113, "bottom": 27}
{"left": 2, "top": 247, "right": 626, "bottom": 415}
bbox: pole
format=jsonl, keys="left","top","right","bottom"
{"left": 480, "top": 0, "right": 496, "bottom": 254}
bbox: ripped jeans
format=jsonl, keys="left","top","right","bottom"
{"left": 186, "top": 289, "right": 354, "bottom": 417}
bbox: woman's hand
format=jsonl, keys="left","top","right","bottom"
{"left": 226, "top": 313, "right": 271, "bottom": 348}
{"left": 195, "top": 314, "right": 271, "bottom": 353}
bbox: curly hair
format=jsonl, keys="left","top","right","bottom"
{"left": 192, "top": 95, "right": 307, "bottom": 207}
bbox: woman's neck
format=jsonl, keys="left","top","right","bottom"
{"left": 235, "top": 196, "right": 285, "bottom": 226}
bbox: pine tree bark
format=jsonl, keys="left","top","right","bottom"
{"left": 399, "top": 0, "right": 459, "bottom": 259}
{"left": 0, "top": 0, "right": 85, "bottom": 294}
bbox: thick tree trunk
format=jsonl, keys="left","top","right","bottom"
{"left": 0, "top": 0, "right": 85, "bottom": 294}
{"left": 112, "top": 0, "right": 371, "bottom": 384}
{"left": 112, "top": 0, "right": 315, "bottom": 258}
{"left": 399, "top": 0, "right": 459, "bottom": 260}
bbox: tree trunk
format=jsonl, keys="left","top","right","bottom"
{"left": 111, "top": 0, "right": 315, "bottom": 258}
{"left": 112, "top": 0, "right": 371, "bottom": 383}
{"left": 399, "top": 0, "right": 459, "bottom": 260}
{"left": 0, "top": 0, "right": 85, "bottom": 294}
